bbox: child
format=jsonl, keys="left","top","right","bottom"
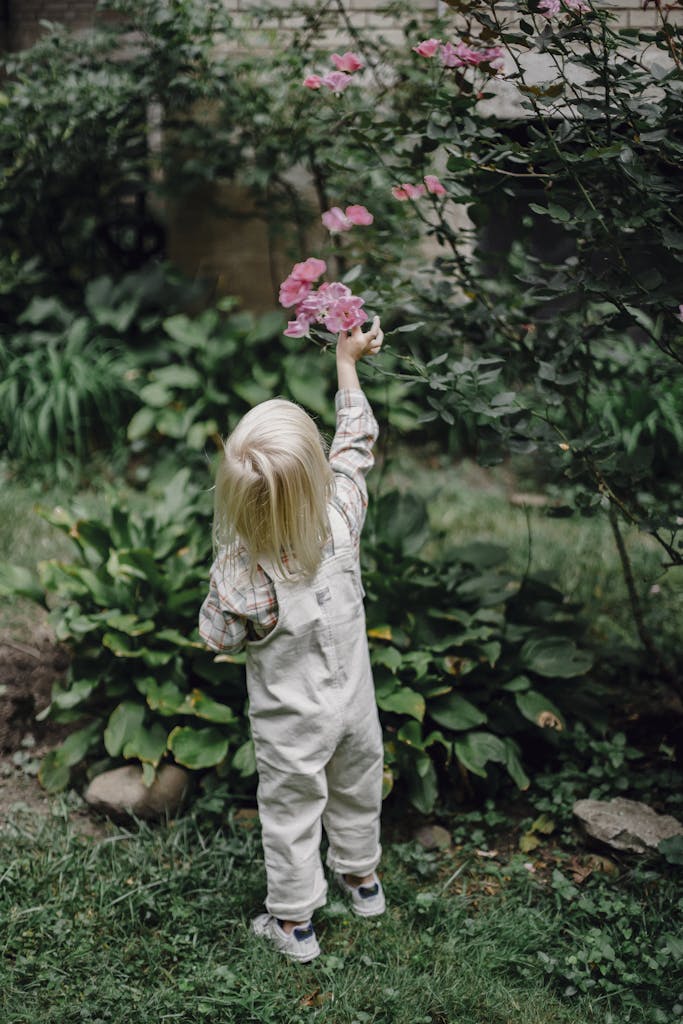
{"left": 199, "top": 316, "right": 385, "bottom": 963}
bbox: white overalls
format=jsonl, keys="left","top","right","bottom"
{"left": 245, "top": 504, "right": 384, "bottom": 922}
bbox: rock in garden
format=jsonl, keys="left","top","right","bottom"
{"left": 84, "top": 764, "right": 190, "bottom": 821}
{"left": 573, "top": 797, "right": 683, "bottom": 853}
{"left": 414, "top": 824, "right": 452, "bottom": 851}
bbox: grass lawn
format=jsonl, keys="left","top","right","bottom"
{"left": 1, "top": 800, "right": 679, "bottom": 1024}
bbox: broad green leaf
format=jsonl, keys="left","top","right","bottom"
{"left": 515, "top": 689, "right": 565, "bottom": 730}
{"left": 454, "top": 731, "right": 508, "bottom": 778}
{"left": 123, "top": 722, "right": 168, "bottom": 767}
{"left": 100, "top": 612, "right": 155, "bottom": 636}
{"left": 406, "top": 753, "right": 438, "bottom": 814}
{"left": 232, "top": 739, "right": 257, "bottom": 777}
{"left": 104, "top": 701, "right": 146, "bottom": 757}
{"left": 520, "top": 636, "right": 593, "bottom": 678}
{"left": 503, "top": 738, "right": 530, "bottom": 790}
{"left": 183, "top": 689, "right": 235, "bottom": 724}
{"left": 372, "top": 646, "right": 403, "bottom": 674}
{"left": 0, "top": 562, "right": 45, "bottom": 604}
{"left": 39, "top": 751, "right": 71, "bottom": 793}
{"left": 127, "top": 406, "right": 157, "bottom": 441}
{"left": 145, "top": 680, "right": 187, "bottom": 716}
{"left": 51, "top": 678, "right": 97, "bottom": 711}
{"left": 168, "top": 725, "right": 229, "bottom": 769}
{"left": 377, "top": 687, "right": 425, "bottom": 721}
{"left": 429, "top": 693, "right": 487, "bottom": 731}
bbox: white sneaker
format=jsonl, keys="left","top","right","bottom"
{"left": 334, "top": 872, "right": 386, "bottom": 917}
{"left": 251, "top": 913, "right": 321, "bottom": 963}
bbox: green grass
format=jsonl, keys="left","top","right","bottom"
{"left": 1, "top": 805, "right": 679, "bottom": 1024}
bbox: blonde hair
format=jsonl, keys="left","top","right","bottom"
{"left": 213, "top": 398, "right": 334, "bottom": 579}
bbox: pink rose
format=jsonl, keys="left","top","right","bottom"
{"left": 279, "top": 275, "right": 311, "bottom": 309}
{"left": 291, "top": 256, "right": 327, "bottom": 282}
{"left": 303, "top": 75, "right": 322, "bottom": 89}
{"left": 392, "top": 182, "right": 426, "bottom": 201}
{"left": 345, "top": 204, "right": 374, "bottom": 225}
{"left": 321, "top": 71, "right": 352, "bottom": 94}
{"left": 677, "top": 304, "right": 683, "bottom": 323}
{"left": 284, "top": 315, "right": 312, "bottom": 338}
{"left": 424, "top": 175, "right": 447, "bottom": 197}
{"left": 413, "top": 38, "right": 441, "bottom": 58}
{"left": 322, "top": 206, "right": 351, "bottom": 233}
{"left": 322, "top": 205, "right": 374, "bottom": 233}
{"left": 565, "top": 0, "right": 590, "bottom": 12}
{"left": 331, "top": 51, "right": 364, "bottom": 73}
{"left": 538, "top": 0, "right": 561, "bottom": 15}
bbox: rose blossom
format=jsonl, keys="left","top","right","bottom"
{"left": 424, "top": 174, "right": 447, "bottom": 197}
{"left": 322, "top": 206, "right": 350, "bottom": 233}
{"left": 413, "top": 38, "right": 441, "bottom": 58}
{"left": 321, "top": 71, "right": 352, "bottom": 93}
{"left": 538, "top": 0, "right": 562, "bottom": 14}
{"left": 284, "top": 314, "right": 312, "bottom": 338}
{"left": 391, "top": 182, "right": 426, "bottom": 201}
{"left": 291, "top": 256, "right": 327, "bottom": 282}
{"left": 322, "top": 205, "right": 374, "bottom": 233}
{"left": 345, "top": 204, "right": 374, "bottom": 225}
{"left": 303, "top": 74, "right": 322, "bottom": 89}
{"left": 331, "top": 51, "right": 364, "bottom": 72}
{"left": 279, "top": 276, "right": 312, "bottom": 309}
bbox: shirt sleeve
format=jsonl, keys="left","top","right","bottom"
{"left": 329, "top": 388, "right": 379, "bottom": 546}
{"left": 198, "top": 549, "right": 278, "bottom": 653}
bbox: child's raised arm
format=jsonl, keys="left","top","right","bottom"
{"left": 336, "top": 316, "right": 383, "bottom": 391}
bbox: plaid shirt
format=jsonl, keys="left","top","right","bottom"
{"left": 198, "top": 388, "right": 379, "bottom": 653}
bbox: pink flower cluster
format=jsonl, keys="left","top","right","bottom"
{"left": 279, "top": 258, "right": 367, "bottom": 337}
{"left": 392, "top": 175, "right": 446, "bottom": 201}
{"left": 538, "top": 0, "right": 590, "bottom": 15}
{"left": 413, "top": 38, "right": 505, "bottom": 72}
{"left": 322, "top": 204, "right": 374, "bottom": 233}
{"left": 303, "top": 51, "right": 364, "bottom": 94}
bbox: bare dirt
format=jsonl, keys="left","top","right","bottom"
{"left": 0, "top": 627, "right": 106, "bottom": 836}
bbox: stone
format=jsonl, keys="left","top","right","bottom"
{"left": 414, "top": 824, "right": 452, "bottom": 851}
{"left": 573, "top": 797, "right": 683, "bottom": 853}
{"left": 84, "top": 764, "right": 191, "bottom": 821}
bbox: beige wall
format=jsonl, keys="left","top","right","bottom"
{"left": 4, "top": 1, "right": 679, "bottom": 52}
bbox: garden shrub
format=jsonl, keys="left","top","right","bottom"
{"left": 1, "top": 484, "right": 592, "bottom": 809}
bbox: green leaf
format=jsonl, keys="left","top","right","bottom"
{"left": 377, "top": 687, "right": 425, "bottom": 721}
{"left": 515, "top": 689, "right": 565, "bottom": 730}
{"left": 0, "top": 562, "right": 45, "bottom": 604}
{"left": 372, "top": 646, "right": 403, "bottom": 674}
{"left": 406, "top": 753, "right": 438, "bottom": 814}
{"left": 429, "top": 693, "right": 487, "bottom": 731}
{"left": 168, "top": 726, "right": 229, "bottom": 769}
{"left": 183, "top": 689, "right": 235, "bottom": 724}
{"left": 123, "top": 722, "right": 168, "bottom": 767}
{"left": 127, "top": 406, "right": 157, "bottom": 442}
{"left": 104, "top": 701, "right": 146, "bottom": 757}
{"left": 454, "top": 731, "right": 507, "bottom": 778}
{"left": 232, "top": 739, "right": 257, "bottom": 777}
{"left": 39, "top": 751, "right": 71, "bottom": 793}
{"left": 659, "top": 835, "right": 683, "bottom": 866}
{"left": 51, "top": 677, "right": 97, "bottom": 711}
{"left": 520, "top": 636, "right": 593, "bottom": 678}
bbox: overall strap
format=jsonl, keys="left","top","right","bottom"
{"left": 328, "top": 503, "right": 352, "bottom": 555}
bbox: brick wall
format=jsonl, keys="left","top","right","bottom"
{"left": 3, "top": 0, "right": 98, "bottom": 51}
{"left": 3, "top": 1, "right": 679, "bottom": 54}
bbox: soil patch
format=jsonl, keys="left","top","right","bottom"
{"left": 0, "top": 627, "right": 70, "bottom": 753}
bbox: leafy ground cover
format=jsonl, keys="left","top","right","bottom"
{"left": 1, "top": 789, "right": 680, "bottom": 1024}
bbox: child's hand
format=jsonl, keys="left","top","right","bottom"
{"left": 337, "top": 316, "right": 383, "bottom": 364}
